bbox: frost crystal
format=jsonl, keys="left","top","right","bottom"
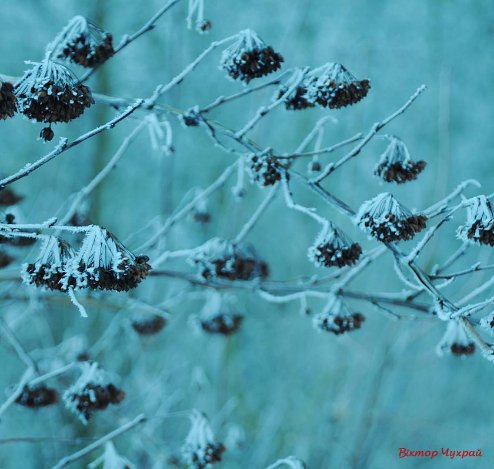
{"left": 61, "top": 225, "right": 151, "bottom": 292}
{"left": 374, "top": 136, "right": 426, "bottom": 183}
{"left": 181, "top": 410, "right": 226, "bottom": 469}
{"left": 276, "top": 69, "right": 315, "bottom": 111}
{"left": 14, "top": 59, "right": 93, "bottom": 123}
{"left": 355, "top": 192, "right": 427, "bottom": 242}
{"left": 457, "top": 196, "right": 494, "bottom": 246}
{"left": 220, "top": 29, "right": 284, "bottom": 83}
{"left": 49, "top": 16, "right": 114, "bottom": 68}
{"left": 96, "top": 442, "right": 135, "bottom": 469}
{"left": 22, "top": 236, "right": 75, "bottom": 291}
{"left": 308, "top": 222, "right": 362, "bottom": 268}
{"left": 190, "top": 237, "right": 269, "bottom": 281}
{"left": 313, "top": 295, "right": 365, "bottom": 335}
{"left": 0, "top": 81, "right": 17, "bottom": 119}
{"left": 63, "top": 362, "right": 125, "bottom": 424}
{"left": 436, "top": 320, "right": 475, "bottom": 357}
{"left": 304, "top": 62, "right": 370, "bottom": 109}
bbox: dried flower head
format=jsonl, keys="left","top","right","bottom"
{"left": 61, "top": 226, "right": 151, "bottom": 291}
{"left": 480, "top": 312, "right": 494, "bottom": 332}
{"left": 14, "top": 59, "right": 93, "bottom": 123}
{"left": 63, "top": 362, "right": 125, "bottom": 424}
{"left": 190, "top": 237, "right": 269, "bottom": 281}
{"left": 98, "top": 442, "right": 135, "bottom": 469}
{"left": 276, "top": 69, "right": 315, "bottom": 111}
{"left": 304, "top": 62, "right": 370, "bottom": 109}
{"left": 200, "top": 312, "right": 244, "bottom": 335}
{"left": 15, "top": 384, "right": 59, "bottom": 408}
{"left": 0, "top": 250, "right": 14, "bottom": 269}
{"left": 0, "top": 81, "right": 17, "bottom": 119}
{"left": 50, "top": 16, "right": 114, "bottom": 68}
{"left": 39, "top": 126, "right": 55, "bottom": 142}
{"left": 436, "top": 320, "right": 475, "bottom": 357}
{"left": 313, "top": 295, "right": 365, "bottom": 335}
{"left": 374, "top": 136, "right": 426, "bottom": 183}
{"left": 131, "top": 313, "right": 167, "bottom": 335}
{"left": 22, "top": 236, "right": 74, "bottom": 291}
{"left": 308, "top": 222, "right": 362, "bottom": 268}
{"left": 220, "top": 29, "right": 283, "bottom": 83}
{"left": 248, "top": 152, "right": 288, "bottom": 187}
{"left": 457, "top": 196, "right": 494, "bottom": 246}
{"left": 355, "top": 192, "right": 427, "bottom": 242}
{"left": 0, "top": 188, "right": 23, "bottom": 206}
{"left": 181, "top": 410, "right": 226, "bottom": 469}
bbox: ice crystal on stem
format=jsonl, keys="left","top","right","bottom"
{"left": 276, "top": 69, "right": 315, "bottom": 110}
{"left": 355, "top": 192, "right": 427, "bottom": 242}
{"left": 14, "top": 59, "right": 93, "bottom": 124}
{"left": 181, "top": 410, "right": 226, "bottom": 469}
{"left": 374, "top": 136, "right": 426, "bottom": 183}
{"left": 61, "top": 226, "right": 151, "bottom": 292}
{"left": 313, "top": 295, "right": 365, "bottom": 335}
{"left": 308, "top": 222, "right": 362, "bottom": 268}
{"left": 190, "top": 237, "right": 269, "bottom": 281}
{"left": 457, "top": 196, "right": 494, "bottom": 246}
{"left": 22, "top": 236, "right": 75, "bottom": 291}
{"left": 220, "top": 29, "right": 284, "bottom": 83}
{"left": 436, "top": 320, "right": 475, "bottom": 357}
{"left": 63, "top": 362, "right": 125, "bottom": 424}
{"left": 0, "top": 80, "right": 17, "bottom": 119}
{"left": 49, "top": 16, "right": 114, "bottom": 68}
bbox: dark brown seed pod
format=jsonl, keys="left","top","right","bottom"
{"left": 15, "top": 385, "right": 59, "bottom": 408}
{"left": 220, "top": 29, "right": 283, "bottom": 83}
{"left": 248, "top": 153, "right": 288, "bottom": 187}
{"left": 60, "top": 226, "right": 151, "bottom": 292}
{"left": 15, "top": 60, "right": 93, "bottom": 124}
{"left": 50, "top": 16, "right": 114, "bottom": 68}
{"left": 437, "top": 321, "right": 476, "bottom": 358}
{"left": 314, "top": 296, "right": 365, "bottom": 335}
{"left": 200, "top": 313, "right": 243, "bottom": 335}
{"left": 0, "top": 188, "right": 23, "bottom": 206}
{"left": 375, "top": 137, "right": 426, "bottom": 184}
{"left": 40, "top": 126, "right": 55, "bottom": 142}
{"left": 131, "top": 314, "right": 166, "bottom": 335}
{"left": 191, "top": 238, "right": 269, "bottom": 281}
{"left": 457, "top": 196, "right": 494, "bottom": 246}
{"left": 308, "top": 223, "right": 362, "bottom": 268}
{"left": 355, "top": 193, "right": 427, "bottom": 242}
{"left": 0, "top": 81, "right": 17, "bottom": 119}
{"left": 0, "top": 250, "right": 14, "bottom": 268}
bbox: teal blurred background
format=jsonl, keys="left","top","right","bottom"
{"left": 0, "top": 1, "right": 494, "bottom": 467}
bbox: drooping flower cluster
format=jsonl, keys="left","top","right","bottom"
{"left": 49, "top": 16, "right": 114, "bottom": 68}
{"left": 0, "top": 81, "right": 17, "bottom": 119}
{"left": 248, "top": 152, "right": 288, "bottom": 187}
{"left": 190, "top": 237, "right": 269, "bottom": 281}
{"left": 278, "top": 63, "right": 370, "bottom": 110}
{"left": 63, "top": 362, "right": 125, "bottom": 424}
{"left": 22, "top": 226, "right": 151, "bottom": 292}
{"left": 220, "top": 29, "right": 284, "bottom": 83}
{"left": 0, "top": 188, "right": 23, "bottom": 206}
{"left": 355, "top": 193, "right": 427, "bottom": 242}
{"left": 22, "top": 236, "right": 75, "bottom": 291}
{"left": 308, "top": 223, "right": 362, "bottom": 268}
{"left": 131, "top": 312, "right": 167, "bottom": 336}
{"left": 313, "top": 295, "right": 365, "bottom": 335}
{"left": 14, "top": 59, "right": 93, "bottom": 125}
{"left": 436, "top": 320, "right": 475, "bottom": 357}
{"left": 15, "top": 384, "right": 59, "bottom": 408}
{"left": 181, "top": 410, "right": 226, "bottom": 469}
{"left": 374, "top": 136, "right": 426, "bottom": 183}
{"left": 457, "top": 196, "right": 494, "bottom": 246}
{"left": 200, "top": 311, "right": 244, "bottom": 335}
